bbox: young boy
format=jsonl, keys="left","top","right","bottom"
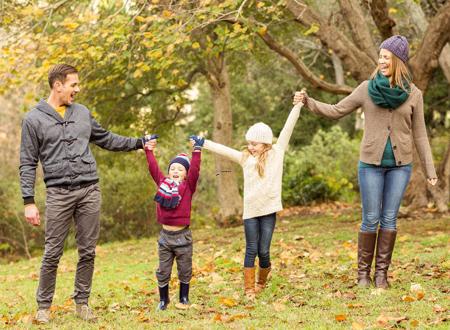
{"left": 144, "top": 135, "right": 204, "bottom": 310}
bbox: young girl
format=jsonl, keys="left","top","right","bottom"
{"left": 294, "top": 35, "right": 437, "bottom": 289}
{"left": 144, "top": 135, "right": 203, "bottom": 310}
{"left": 197, "top": 100, "right": 303, "bottom": 299}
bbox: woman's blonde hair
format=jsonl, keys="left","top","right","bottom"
{"left": 371, "top": 51, "right": 412, "bottom": 92}
{"left": 243, "top": 143, "right": 272, "bottom": 177}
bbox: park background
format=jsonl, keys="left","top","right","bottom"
{"left": 0, "top": 1, "right": 448, "bottom": 328}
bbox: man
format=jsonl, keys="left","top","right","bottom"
{"left": 20, "top": 64, "right": 145, "bottom": 323}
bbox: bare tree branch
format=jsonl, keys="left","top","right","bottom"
{"left": 368, "top": 0, "right": 396, "bottom": 39}
{"left": 285, "top": 0, "right": 376, "bottom": 82}
{"left": 338, "top": 0, "right": 378, "bottom": 60}
{"left": 410, "top": 1, "right": 450, "bottom": 90}
{"left": 258, "top": 31, "right": 353, "bottom": 94}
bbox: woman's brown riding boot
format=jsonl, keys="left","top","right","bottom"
{"left": 374, "top": 228, "right": 397, "bottom": 289}
{"left": 357, "top": 231, "right": 377, "bottom": 287}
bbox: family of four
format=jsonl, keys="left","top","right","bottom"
{"left": 19, "top": 35, "right": 437, "bottom": 324}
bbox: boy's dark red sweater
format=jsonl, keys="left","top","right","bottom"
{"left": 145, "top": 149, "right": 201, "bottom": 226}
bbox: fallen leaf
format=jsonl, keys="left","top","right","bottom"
{"left": 416, "top": 291, "right": 425, "bottom": 300}
{"left": 335, "top": 314, "right": 347, "bottom": 322}
{"left": 272, "top": 302, "right": 286, "bottom": 312}
{"left": 351, "top": 321, "right": 365, "bottom": 330}
{"left": 410, "top": 319, "right": 419, "bottom": 328}
{"left": 175, "top": 302, "right": 189, "bottom": 310}
{"left": 410, "top": 283, "right": 423, "bottom": 292}
{"left": 433, "top": 304, "right": 446, "bottom": 313}
{"left": 402, "top": 295, "right": 416, "bottom": 302}
{"left": 218, "top": 297, "right": 238, "bottom": 308}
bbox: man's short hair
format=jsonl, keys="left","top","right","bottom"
{"left": 48, "top": 64, "right": 78, "bottom": 89}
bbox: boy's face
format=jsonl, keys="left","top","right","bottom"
{"left": 169, "top": 163, "right": 187, "bottom": 182}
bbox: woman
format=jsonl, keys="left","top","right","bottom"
{"left": 294, "top": 35, "right": 437, "bottom": 289}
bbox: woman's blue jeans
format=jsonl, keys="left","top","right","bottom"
{"left": 358, "top": 165, "right": 412, "bottom": 232}
{"left": 244, "top": 213, "right": 276, "bottom": 268}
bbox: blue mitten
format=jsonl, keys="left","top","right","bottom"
{"left": 189, "top": 135, "right": 205, "bottom": 149}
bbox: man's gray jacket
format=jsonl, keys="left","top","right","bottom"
{"left": 20, "top": 99, "right": 143, "bottom": 204}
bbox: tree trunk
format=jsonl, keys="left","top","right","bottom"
{"left": 401, "top": 0, "right": 450, "bottom": 211}
{"left": 205, "top": 55, "right": 243, "bottom": 226}
{"left": 404, "top": 0, "right": 450, "bottom": 82}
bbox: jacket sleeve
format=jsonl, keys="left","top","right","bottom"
{"left": 90, "top": 114, "right": 143, "bottom": 151}
{"left": 187, "top": 151, "right": 201, "bottom": 193}
{"left": 276, "top": 103, "right": 302, "bottom": 151}
{"left": 412, "top": 90, "right": 437, "bottom": 179}
{"left": 306, "top": 82, "right": 366, "bottom": 120}
{"left": 19, "top": 118, "right": 40, "bottom": 204}
{"left": 145, "top": 149, "right": 165, "bottom": 185}
{"left": 203, "top": 140, "right": 243, "bottom": 164}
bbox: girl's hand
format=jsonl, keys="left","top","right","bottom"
{"left": 144, "top": 134, "right": 158, "bottom": 150}
{"left": 293, "top": 89, "right": 307, "bottom": 105}
{"left": 427, "top": 178, "right": 438, "bottom": 186}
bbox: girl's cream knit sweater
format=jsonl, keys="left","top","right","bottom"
{"left": 204, "top": 103, "right": 302, "bottom": 219}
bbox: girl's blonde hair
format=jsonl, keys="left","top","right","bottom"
{"left": 243, "top": 143, "right": 272, "bottom": 177}
{"left": 371, "top": 51, "right": 412, "bottom": 92}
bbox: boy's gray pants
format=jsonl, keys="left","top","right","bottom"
{"left": 37, "top": 183, "right": 101, "bottom": 309}
{"left": 156, "top": 227, "right": 193, "bottom": 287}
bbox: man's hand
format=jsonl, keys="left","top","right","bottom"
{"left": 144, "top": 134, "right": 159, "bottom": 151}
{"left": 25, "top": 204, "right": 40, "bottom": 226}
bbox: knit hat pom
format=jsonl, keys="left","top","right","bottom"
{"left": 245, "top": 122, "right": 273, "bottom": 144}
{"left": 168, "top": 153, "right": 190, "bottom": 172}
{"left": 379, "top": 35, "right": 409, "bottom": 63}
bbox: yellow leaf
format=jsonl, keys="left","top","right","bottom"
{"left": 256, "top": 2, "right": 265, "bottom": 8}
{"left": 192, "top": 42, "right": 200, "bottom": 49}
{"left": 135, "top": 16, "right": 146, "bottom": 22}
{"left": 62, "top": 22, "right": 79, "bottom": 30}
{"left": 162, "top": 10, "right": 172, "bottom": 18}
{"left": 258, "top": 26, "right": 267, "bottom": 36}
{"left": 388, "top": 7, "right": 398, "bottom": 15}
{"left": 304, "top": 23, "right": 319, "bottom": 36}
{"left": 218, "top": 297, "right": 237, "bottom": 307}
{"left": 133, "top": 70, "right": 143, "bottom": 79}
{"left": 410, "top": 320, "right": 419, "bottom": 328}
{"left": 402, "top": 295, "right": 415, "bottom": 302}
{"left": 143, "top": 32, "right": 153, "bottom": 38}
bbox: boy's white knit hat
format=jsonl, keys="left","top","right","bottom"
{"left": 245, "top": 122, "right": 273, "bottom": 144}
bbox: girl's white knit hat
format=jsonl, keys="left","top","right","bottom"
{"left": 245, "top": 122, "right": 273, "bottom": 144}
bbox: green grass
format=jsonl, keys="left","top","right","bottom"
{"left": 0, "top": 210, "right": 449, "bottom": 329}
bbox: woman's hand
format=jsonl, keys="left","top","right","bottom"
{"left": 293, "top": 89, "right": 307, "bottom": 106}
{"left": 427, "top": 178, "right": 438, "bottom": 186}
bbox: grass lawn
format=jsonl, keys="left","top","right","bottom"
{"left": 0, "top": 208, "right": 448, "bottom": 329}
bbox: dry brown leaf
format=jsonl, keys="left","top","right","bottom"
{"left": 272, "top": 302, "right": 286, "bottom": 312}
{"left": 174, "top": 302, "right": 189, "bottom": 310}
{"left": 433, "top": 304, "right": 446, "bottom": 313}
